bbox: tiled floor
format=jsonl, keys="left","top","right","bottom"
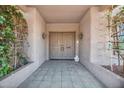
{"left": 18, "top": 60, "right": 105, "bottom": 88}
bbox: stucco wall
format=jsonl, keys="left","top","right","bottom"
{"left": 0, "top": 6, "right": 46, "bottom": 87}
{"left": 90, "top": 7, "right": 111, "bottom": 65}
{"left": 46, "top": 23, "right": 79, "bottom": 60}
{"left": 79, "top": 6, "right": 124, "bottom": 88}
{"left": 24, "top": 6, "right": 46, "bottom": 67}
{"left": 79, "top": 10, "right": 91, "bottom": 64}
{"left": 33, "top": 8, "right": 46, "bottom": 65}
{"left": 80, "top": 7, "right": 111, "bottom": 65}
{"left": 82, "top": 59, "right": 124, "bottom": 88}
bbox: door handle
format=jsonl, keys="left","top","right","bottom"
{"left": 60, "top": 47, "right": 64, "bottom": 51}
{"left": 66, "top": 46, "right": 71, "bottom": 48}
{"left": 62, "top": 47, "right": 64, "bottom": 51}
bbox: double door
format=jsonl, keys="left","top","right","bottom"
{"left": 49, "top": 32, "right": 75, "bottom": 59}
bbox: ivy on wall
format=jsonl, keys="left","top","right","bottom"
{"left": 106, "top": 6, "right": 124, "bottom": 73}
{"left": 0, "top": 5, "right": 28, "bottom": 78}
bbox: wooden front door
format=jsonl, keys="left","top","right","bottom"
{"left": 49, "top": 32, "right": 75, "bottom": 59}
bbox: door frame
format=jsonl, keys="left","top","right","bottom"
{"left": 49, "top": 32, "right": 76, "bottom": 60}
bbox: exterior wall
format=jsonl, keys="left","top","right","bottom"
{"left": 79, "top": 10, "right": 91, "bottom": 64}
{"left": 79, "top": 6, "right": 124, "bottom": 88}
{"left": 33, "top": 8, "right": 46, "bottom": 65}
{"left": 80, "top": 6, "right": 111, "bottom": 65}
{"left": 0, "top": 6, "right": 46, "bottom": 87}
{"left": 46, "top": 23, "right": 79, "bottom": 60}
{"left": 90, "top": 7, "right": 111, "bottom": 65}
{"left": 82, "top": 59, "right": 124, "bottom": 88}
{"left": 25, "top": 6, "right": 46, "bottom": 67}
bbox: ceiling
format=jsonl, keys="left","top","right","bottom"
{"left": 32, "top": 5, "right": 95, "bottom": 23}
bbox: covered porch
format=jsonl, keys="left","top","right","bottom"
{"left": 0, "top": 5, "right": 124, "bottom": 88}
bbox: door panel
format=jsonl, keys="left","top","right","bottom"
{"left": 57, "top": 32, "right": 63, "bottom": 59}
{"left": 63, "top": 33, "right": 75, "bottom": 59}
{"left": 49, "top": 33, "right": 57, "bottom": 59}
{"left": 50, "top": 32, "right": 63, "bottom": 59}
{"left": 49, "top": 32, "right": 75, "bottom": 59}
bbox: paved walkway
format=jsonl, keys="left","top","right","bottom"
{"left": 19, "top": 60, "right": 105, "bottom": 88}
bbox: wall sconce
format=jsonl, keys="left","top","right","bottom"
{"left": 79, "top": 32, "right": 83, "bottom": 39}
{"left": 42, "top": 33, "right": 47, "bottom": 39}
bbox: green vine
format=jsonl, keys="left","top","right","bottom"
{"left": 0, "top": 5, "right": 27, "bottom": 78}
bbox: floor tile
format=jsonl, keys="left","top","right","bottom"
{"left": 18, "top": 60, "right": 105, "bottom": 88}
{"left": 39, "top": 80, "right": 52, "bottom": 88}
{"left": 62, "top": 80, "right": 73, "bottom": 88}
